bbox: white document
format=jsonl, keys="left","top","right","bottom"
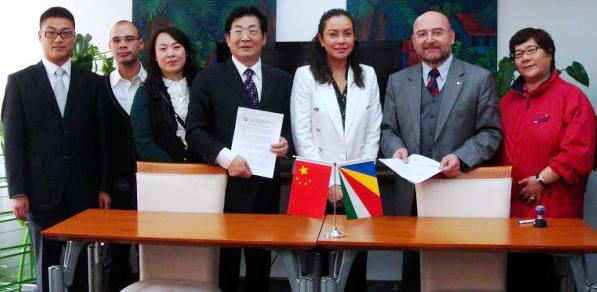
{"left": 231, "top": 107, "right": 283, "bottom": 179}
{"left": 380, "top": 154, "right": 442, "bottom": 184}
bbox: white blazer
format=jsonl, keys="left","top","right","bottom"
{"left": 290, "top": 64, "right": 382, "bottom": 169}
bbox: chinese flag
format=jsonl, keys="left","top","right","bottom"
{"left": 287, "top": 157, "right": 332, "bottom": 219}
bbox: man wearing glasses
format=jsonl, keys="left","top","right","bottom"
{"left": 380, "top": 11, "right": 502, "bottom": 291}
{"left": 186, "top": 6, "right": 292, "bottom": 292}
{"left": 2, "top": 6, "right": 110, "bottom": 292}
{"left": 100, "top": 20, "right": 146, "bottom": 292}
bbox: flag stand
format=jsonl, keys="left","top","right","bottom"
{"left": 328, "top": 162, "right": 345, "bottom": 238}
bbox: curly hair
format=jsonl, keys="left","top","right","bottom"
{"left": 307, "top": 8, "right": 364, "bottom": 88}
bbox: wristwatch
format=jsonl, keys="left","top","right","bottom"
{"left": 536, "top": 173, "right": 549, "bottom": 187}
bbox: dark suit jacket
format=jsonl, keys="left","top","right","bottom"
{"left": 100, "top": 73, "right": 136, "bottom": 208}
{"left": 186, "top": 59, "right": 292, "bottom": 213}
{"left": 2, "top": 61, "right": 108, "bottom": 213}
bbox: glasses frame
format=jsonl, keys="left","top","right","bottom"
{"left": 110, "top": 36, "right": 140, "bottom": 45}
{"left": 44, "top": 30, "right": 74, "bottom": 39}
{"left": 513, "top": 45, "right": 540, "bottom": 60}
{"left": 229, "top": 28, "right": 262, "bottom": 38}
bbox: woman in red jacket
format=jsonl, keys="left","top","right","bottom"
{"left": 500, "top": 27, "right": 595, "bottom": 291}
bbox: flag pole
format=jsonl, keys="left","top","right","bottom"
{"left": 329, "top": 162, "right": 344, "bottom": 238}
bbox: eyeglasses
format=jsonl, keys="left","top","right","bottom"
{"left": 513, "top": 45, "right": 540, "bottom": 59}
{"left": 44, "top": 30, "right": 74, "bottom": 39}
{"left": 229, "top": 28, "right": 261, "bottom": 38}
{"left": 111, "top": 36, "right": 140, "bottom": 44}
{"left": 414, "top": 29, "right": 449, "bottom": 40}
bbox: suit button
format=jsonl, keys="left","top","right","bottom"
{"left": 63, "top": 155, "right": 69, "bottom": 159}
{"left": 314, "top": 107, "right": 319, "bottom": 112}
{"left": 316, "top": 128, "right": 320, "bottom": 132}
{"left": 63, "top": 130, "right": 70, "bottom": 136}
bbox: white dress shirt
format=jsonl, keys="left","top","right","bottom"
{"left": 110, "top": 64, "right": 147, "bottom": 114}
{"left": 215, "top": 57, "right": 263, "bottom": 169}
{"left": 162, "top": 77, "right": 190, "bottom": 147}
{"left": 42, "top": 57, "right": 71, "bottom": 97}
{"left": 421, "top": 54, "right": 453, "bottom": 91}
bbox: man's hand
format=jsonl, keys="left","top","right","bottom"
{"left": 99, "top": 191, "right": 111, "bottom": 209}
{"left": 270, "top": 137, "right": 289, "bottom": 158}
{"left": 228, "top": 155, "right": 252, "bottom": 178}
{"left": 12, "top": 195, "right": 29, "bottom": 220}
{"left": 518, "top": 176, "right": 544, "bottom": 204}
{"left": 328, "top": 185, "right": 343, "bottom": 207}
{"left": 440, "top": 154, "right": 461, "bottom": 178}
{"left": 393, "top": 148, "right": 409, "bottom": 163}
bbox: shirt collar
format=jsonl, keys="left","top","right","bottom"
{"left": 421, "top": 54, "right": 453, "bottom": 80}
{"left": 110, "top": 63, "right": 147, "bottom": 88}
{"left": 42, "top": 57, "right": 72, "bottom": 77}
{"left": 231, "top": 56, "right": 262, "bottom": 81}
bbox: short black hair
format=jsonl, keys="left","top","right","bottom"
{"left": 224, "top": 6, "right": 268, "bottom": 33}
{"left": 509, "top": 27, "right": 555, "bottom": 70}
{"left": 40, "top": 7, "right": 75, "bottom": 29}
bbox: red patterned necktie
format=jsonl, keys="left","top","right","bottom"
{"left": 426, "top": 68, "right": 440, "bottom": 97}
{"left": 244, "top": 68, "right": 259, "bottom": 108}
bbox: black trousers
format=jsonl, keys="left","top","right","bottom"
{"left": 507, "top": 253, "right": 559, "bottom": 292}
{"left": 102, "top": 184, "right": 138, "bottom": 292}
{"left": 28, "top": 209, "right": 88, "bottom": 292}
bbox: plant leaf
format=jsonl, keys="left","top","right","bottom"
{"left": 565, "top": 61, "right": 590, "bottom": 87}
{"left": 495, "top": 57, "right": 516, "bottom": 98}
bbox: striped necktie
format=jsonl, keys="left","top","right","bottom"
{"left": 426, "top": 68, "right": 440, "bottom": 97}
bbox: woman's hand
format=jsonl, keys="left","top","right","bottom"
{"left": 518, "top": 176, "right": 545, "bottom": 204}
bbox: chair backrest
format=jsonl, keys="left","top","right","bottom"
{"left": 415, "top": 166, "right": 512, "bottom": 292}
{"left": 136, "top": 162, "right": 227, "bottom": 283}
{"left": 416, "top": 166, "right": 512, "bottom": 218}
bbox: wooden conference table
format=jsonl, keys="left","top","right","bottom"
{"left": 319, "top": 215, "right": 597, "bottom": 291}
{"left": 43, "top": 210, "right": 597, "bottom": 291}
{"left": 42, "top": 209, "right": 323, "bottom": 292}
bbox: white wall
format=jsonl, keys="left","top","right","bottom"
{"left": 0, "top": 0, "right": 132, "bottom": 97}
{"left": 498, "top": 0, "right": 597, "bottom": 109}
{"left": 276, "top": 0, "right": 345, "bottom": 42}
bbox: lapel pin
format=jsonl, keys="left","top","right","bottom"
{"left": 456, "top": 81, "right": 462, "bottom": 85}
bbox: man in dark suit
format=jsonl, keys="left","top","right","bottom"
{"left": 186, "top": 6, "right": 292, "bottom": 292}
{"left": 1, "top": 7, "right": 110, "bottom": 292}
{"left": 380, "top": 11, "right": 502, "bottom": 291}
{"left": 100, "top": 20, "right": 146, "bottom": 291}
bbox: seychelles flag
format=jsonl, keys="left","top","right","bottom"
{"left": 338, "top": 158, "right": 383, "bottom": 220}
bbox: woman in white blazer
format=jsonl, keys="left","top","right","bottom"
{"left": 290, "top": 10, "right": 382, "bottom": 201}
{"left": 289, "top": 9, "right": 382, "bottom": 291}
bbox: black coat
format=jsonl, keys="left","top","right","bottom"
{"left": 101, "top": 73, "right": 137, "bottom": 208}
{"left": 2, "top": 62, "right": 108, "bottom": 212}
{"left": 186, "top": 59, "right": 292, "bottom": 213}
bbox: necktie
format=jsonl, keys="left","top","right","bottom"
{"left": 53, "top": 68, "right": 67, "bottom": 116}
{"left": 426, "top": 68, "right": 440, "bottom": 97}
{"left": 243, "top": 68, "right": 259, "bottom": 108}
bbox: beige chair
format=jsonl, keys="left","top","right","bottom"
{"left": 122, "top": 162, "right": 227, "bottom": 292}
{"left": 415, "top": 166, "right": 512, "bottom": 292}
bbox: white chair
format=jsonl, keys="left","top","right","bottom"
{"left": 122, "top": 162, "right": 227, "bottom": 292}
{"left": 415, "top": 166, "right": 512, "bottom": 292}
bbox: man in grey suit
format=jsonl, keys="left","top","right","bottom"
{"left": 380, "top": 11, "right": 502, "bottom": 290}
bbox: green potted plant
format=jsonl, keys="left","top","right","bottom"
{"left": 71, "top": 33, "right": 114, "bottom": 74}
{"left": 494, "top": 56, "right": 589, "bottom": 97}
